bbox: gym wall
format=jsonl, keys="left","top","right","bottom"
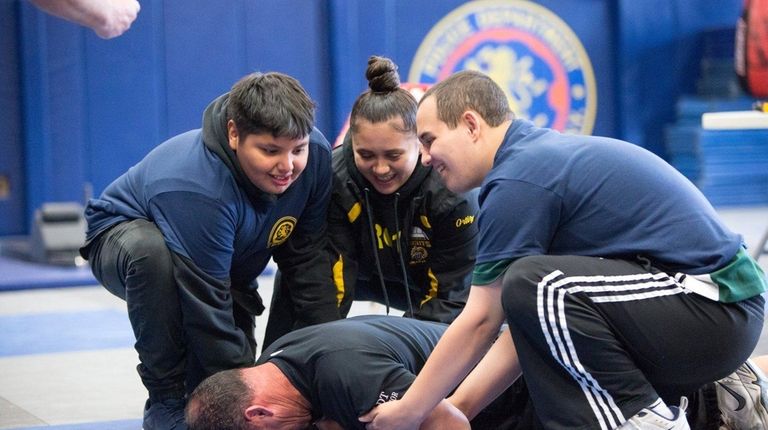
{"left": 0, "top": 0, "right": 744, "bottom": 235}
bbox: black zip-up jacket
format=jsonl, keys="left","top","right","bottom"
{"left": 323, "top": 136, "right": 477, "bottom": 323}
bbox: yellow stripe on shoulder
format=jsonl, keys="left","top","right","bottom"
{"left": 420, "top": 215, "right": 431, "bottom": 229}
{"left": 347, "top": 202, "right": 362, "bottom": 223}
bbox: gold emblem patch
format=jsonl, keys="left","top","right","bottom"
{"left": 268, "top": 216, "right": 297, "bottom": 247}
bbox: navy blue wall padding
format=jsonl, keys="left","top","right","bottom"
{"left": 20, "top": 5, "right": 91, "bottom": 220}
{"left": 0, "top": 1, "right": 25, "bottom": 236}
{"left": 84, "top": 1, "right": 166, "bottom": 200}
{"left": 0, "top": 0, "right": 749, "bottom": 236}
{"left": 616, "top": 0, "right": 744, "bottom": 159}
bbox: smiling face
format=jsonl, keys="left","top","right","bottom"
{"left": 352, "top": 118, "right": 420, "bottom": 195}
{"left": 416, "top": 97, "right": 479, "bottom": 193}
{"left": 228, "top": 120, "right": 309, "bottom": 195}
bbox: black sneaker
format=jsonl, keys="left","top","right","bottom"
{"left": 143, "top": 398, "right": 187, "bottom": 430}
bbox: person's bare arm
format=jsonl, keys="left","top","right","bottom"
{"left": 419, "top": 399, "right": 470, "bottom": 430}
{"left": 360, "top": 279, "right": 506, "bottom": 430}
{"left": 29, "top": 0, "right": 140, "bottom": 39}
{"left": 753, "top": 355, "right": 768, "bottom": 375}
{"left": 448, "top": 327, "right": 522, "bottom": 420}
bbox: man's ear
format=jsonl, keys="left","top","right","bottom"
{"left": 244, "top": 405, "right": 274, "bottom": 421}
{"left": 462, "top": 111, "right": 480, "bottom": 140}
{"left": 227, "top": 120, "right": 239, "bottom": 151}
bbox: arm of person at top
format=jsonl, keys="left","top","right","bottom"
{"left": 28, "top": 0, "right": 140, "bottom": 39}
{"left": 419, "top": 400, "right": 470, "bottom": 430}
{"left": 316, "top": 409, "right": 469, "bottom": 430}
{"left": 447, "top": 326, "right": 522, "bottom": 420}
{"left": 359, "top": 279, "right": 506, "bottom": 430}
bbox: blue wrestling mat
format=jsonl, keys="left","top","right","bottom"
{"left": 0, "top": 236, "right": 98, "bottom": 291}
{"left": 11, "top": 419, "right": 142, "bottom": 430}
{"left": 0, "top": 236, "right": 275, "bottom": 292}
{"left": 0, "top": 309, "right": 134, "bottom": 356}
{"left": 0, "top": 255, "right": 98, "bottom": 292}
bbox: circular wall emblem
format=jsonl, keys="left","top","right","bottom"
{"left": 268, "top": 216, "right": 297, "bottom": 247}
{"left": 409, "top": 0, "right": 596, "bottom": 134}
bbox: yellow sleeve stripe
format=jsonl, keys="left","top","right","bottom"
{"left": 332, "top": 254, "right": 345, "bottom": 306}
{"left": 420, "top": 268, "right": 439, "bottom": 306}
{"left": 347, "top": 203, "right": 362, "bottom": 223}
{"left": 420, "top": 215, "right": 431, "bottom": 229}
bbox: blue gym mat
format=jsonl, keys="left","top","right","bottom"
{"left": 0, "top": 235, "right": 274, "bottom": 292}
{"left": 0, "top": 309, "right": 134, "bottom": 357}
{"left": 9, "top": 419, "right": 142, "bottom": 430}
{"left": 0, "top": 255, "right": 99, "bottom": 292}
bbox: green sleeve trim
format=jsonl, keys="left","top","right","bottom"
{"left": 472, "top": 260, "right": 515, "bottom": 285}
{"left": 711, "top": 247, "right": 767, "bottom": 302}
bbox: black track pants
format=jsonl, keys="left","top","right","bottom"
{"left": 501, "top": 255, "right": 764, "bottom": 430}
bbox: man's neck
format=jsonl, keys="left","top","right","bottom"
{"left": 486, "top": 119, "right": 513, "bottom": 154}
{"left": 478, "top": 119, "right": 514, "bottom": 175}
{"left": 247, "top": 363, "right": 313, "bottom": 427}
{"left": 266, "top": 362, "right": 312, "bottom": 412}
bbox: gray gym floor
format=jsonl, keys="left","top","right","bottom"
{"left": 0, "top": 206, "right": 766, "bottom": 429}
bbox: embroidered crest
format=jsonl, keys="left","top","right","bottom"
{"left": 409, "top": 226, "right": 431, "bottom": 264}
{"left": 268, "top": 216, "right": 297, "bottom": 247}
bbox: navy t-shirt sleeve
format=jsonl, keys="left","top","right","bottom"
{"left": 476, "top": 178, "right": 562, "bottom": 264}
{"left": 148, "top": 191, "right": 236, "bottom": 280}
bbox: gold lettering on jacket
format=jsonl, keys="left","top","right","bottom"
{"left": 374, "top": 224, "right": 401, "bottom": 249}
{"left": 455, "top": 215, "right": 475, "bottom": 227}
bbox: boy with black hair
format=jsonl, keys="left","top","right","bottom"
{"left": 81, "top": 72, "right": 339, "bottom": 429}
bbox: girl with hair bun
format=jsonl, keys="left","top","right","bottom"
{"left": 265, "top": 56, "right": 477, "bottom": 345}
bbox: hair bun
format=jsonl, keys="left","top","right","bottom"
{"left": 366, "top": 56, "right": 400, "bottom": 93}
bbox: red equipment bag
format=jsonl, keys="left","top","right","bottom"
{"left": 735, "top": 0, "right": 768, "bottom": 97}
